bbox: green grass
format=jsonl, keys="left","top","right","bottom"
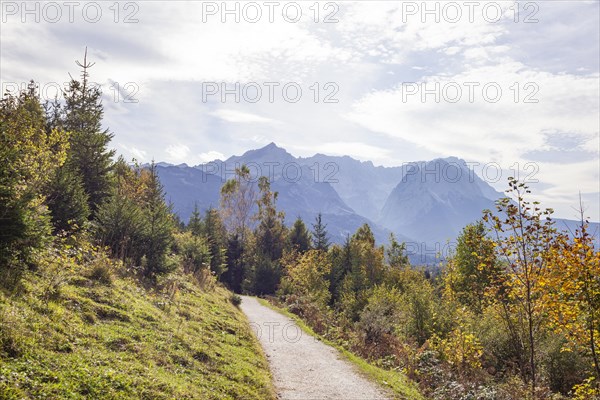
{"left": 257, "top": 298, "right": 425, "bottom": 400}
{"left": 0, "top": 272, "right": 275, "bottom": 399}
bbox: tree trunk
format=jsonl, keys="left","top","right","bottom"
{"left": 590, "top": 319, "right": 600, "bottom": 380}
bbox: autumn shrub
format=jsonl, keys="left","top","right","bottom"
{"left": 356, "top": 285, "right": 404, "bottom": 359}
{"left": 474, "top": 305, "right": 521, "bottom": 377}
{"left": 571, "top": 377, "right": 600, "bottom": 400}
{"left": 397, "top": 279, "right": 435, "bottom": 346}
{"left": 541, "top": 333, "right": 590, "bottom": 395}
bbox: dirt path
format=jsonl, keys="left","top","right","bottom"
{"left": 239, "top": 296, "right": 392, "bottom": 400}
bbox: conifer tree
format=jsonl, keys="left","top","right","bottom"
{"left": 187, "top": 204, "right": 203, "bottom": 236}
{"left": 203, "top": 207, "right": 227, "bottom": 278}
{"left": 328, "top": 234, "right": 353, "bottom": 305}
{"left": 141, "top": 163, "right": 175, "bottom": 277}
{"left": 288, "top": 217, "right": 311, "bottom": 253}
{"left": 222, "top": 233, "right": 244, "bottom": 293}
{"left": 95, "top": 158, "right": 147, "bottom": 264}
{"left": 61, "top": 49, "right": 115, "bottom": 213}
{"left": 45, "top": 166, "right": 90, "bottom": 232}
{"left": 312, "top": 213, "right": 330, "bottom": 251}
{"left": 246, "top": 177, "right": 286, "bottom": 295}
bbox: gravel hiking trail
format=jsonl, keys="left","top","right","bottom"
{"left": 239, "top": 296, "right": 392, "bottom": 400}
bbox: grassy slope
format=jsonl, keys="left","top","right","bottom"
{"left": 0, "top": 273, "right": 275, "bottom": 400}
{"left": 257, "top": 299, "right": 424, "bottom": 400}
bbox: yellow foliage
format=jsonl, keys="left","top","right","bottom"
{"left": 283, "top": 250, "right": 332, "bottom": 308}
{"left": 572, "top": 376, "right": 600, "bottom": 400}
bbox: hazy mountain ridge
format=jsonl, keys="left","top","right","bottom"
{"left": 155, "top": 143, "right": 598, "bottom": 259}
{"left": 157, "top": 143, "right": 406, "bottom": 245}
{"left": 378, "top": 158, "right": 503, "bottom": 244}
{"left": 298, "top": 153, "right": 405, "bottom": 221}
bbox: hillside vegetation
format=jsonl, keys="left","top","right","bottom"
{"left": 0, "top": 260, "right": 274, "bottom": 399}
{"left": 0, "top": 55, "right": 275, "bottom": 400}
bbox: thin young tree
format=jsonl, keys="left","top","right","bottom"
{"left": 483, "top": 178, "right": 556, "bottom": 396}
{"left": 220, "top": 165, "right": 256, "bottom": 243}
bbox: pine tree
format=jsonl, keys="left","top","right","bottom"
{"left": 203, "top": 207, "right": 227, "bottom": 279}
{"left": 95, "top": 185, "right": 147, "bottom": 264}
{"left": 62, "top": 49, "right": 115, "bottom": 213}
{"left": 312, "top": 213, "right": 330, "bottom": 251}
{"left": 141, "top": 163, "right": 175, "bottom": 277}
{"left": 246, "top": 177, "right": 286, "bottom": 295}
{"left": 45, "top": 165, "right": 90, "bottom": 232}
{"left": 288, "top": 217, "right": 311, "bottom": 253}
{"left": 328, "top": 234, "right": 353, "bottom": 305}
{"left": 187, "top": 204, "right": 203, "bottom": 236}
{"left": 95, "top": 158, "right": 147, "bottom": 264}
{"left": 222, "top": 233, "right": 244, "bottom": 293}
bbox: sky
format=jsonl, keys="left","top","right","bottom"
{"left": 1, "top": 0, "right": 599, "bottom": 221}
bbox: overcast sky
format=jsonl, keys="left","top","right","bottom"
{"left": 1, "top": 0, "right": 599, "bottom": 220}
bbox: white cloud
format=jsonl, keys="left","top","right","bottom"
{"left": 346, "top": 63, "right": 599, "bottom": 166}
{"left": 211, "top": 109, "right": 278, "bottom": 124}
{"left": 311, "top": 142, "right": 392, "bottom": 162}
{"left": 166, "top": 144, "right": 191, "bottom": 162}
{"left": 197, "top": 151, "right": 226, "bottom": 163}
{"left": 118, "top": 144, "right": 148, "bottom": 162}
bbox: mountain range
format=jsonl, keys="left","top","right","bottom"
{"left": 155, "top": 143, "right": 598, "bottom": 264}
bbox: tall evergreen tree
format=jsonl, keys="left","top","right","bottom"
{"left": 187, "top": 203, "right": 203, "bottom": 236}
{"left": 288, "top": 217, "right": 311, "bottom": 253}
{"left": 222, "top": 233, "right": 244, "bottom": 293}
{"left": 203, "top": 207, "right": 227, "bottom": 279}
{"left": 246, "top": 177, "right": 286, "bottom": 295}
{"left": 312, "top": 213, "right": 330, "bottom": 251}
{"left": 95, "top": 158, "right": 147, "bottom": 264}
{"left": 141, "top": 163, "right": 175, "bottom": 277}
{"left": 328, "top": 234, "right": 353, "bottom": 305}
{"left": 45, "top": 165, "right": 90, "bottom": 232}
{"left": 61, "top": 49, "right": 115, "bottom": 213}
